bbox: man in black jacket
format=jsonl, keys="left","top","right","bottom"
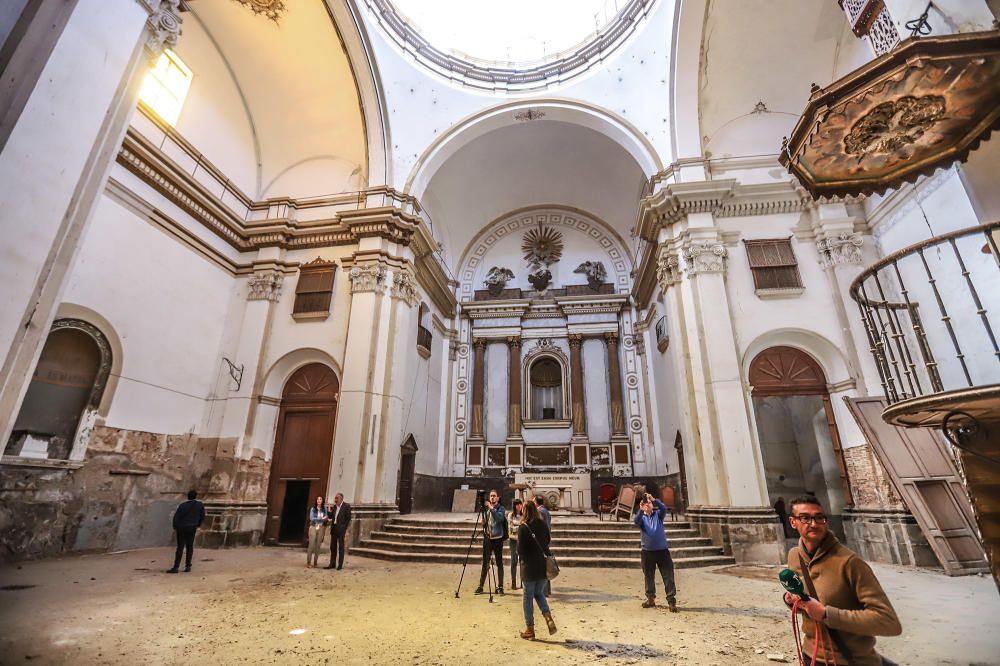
{"left": 325, "top": 493, "right": 352, "bottom": 570}
{"left": 167, "top": 490, "right": 205, "bottom": 573}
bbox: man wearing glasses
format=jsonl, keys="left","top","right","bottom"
{"left": 783, "top": 496, "right": 902, "bottom": 665}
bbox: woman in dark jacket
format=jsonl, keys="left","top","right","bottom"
{"left": 516, "top": 501, "right": 556, "bottom": 639}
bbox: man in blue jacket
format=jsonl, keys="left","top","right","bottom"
{"left": 475, "top": 489, "right": 507, "bottom": 595}
{"left": 168, "top": 489, "right": 205, "bottom": 573}
{"left": 633, "top": 491, "right": 677, "bottom": 611}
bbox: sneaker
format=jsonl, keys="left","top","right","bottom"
{"left": 497, "top": 587, "right": 504, "bottom": 596}
{"left": 474, "top": 587, "right": 484, "bottom": 595}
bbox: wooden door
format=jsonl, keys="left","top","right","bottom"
{"left": 398, "top": 435, "right": 417, "bottom": 515}
{"left": 265, "top": 363, "right": 339, "bottom": 544}
{"left": 846, "top": 397, "right": 989, "bottom": 575}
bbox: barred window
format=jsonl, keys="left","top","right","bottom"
{"left": 293, "top": 258, "right": 336, "bottom": 319}
{"left": 744, "top": 239, "right": 802, "bottom": 291}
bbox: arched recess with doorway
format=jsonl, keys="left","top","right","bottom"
{"left": 265, "top": 363, "right": 339, "bottom": 545}
{"left": 5, "top": 318, "right": 112, "bottom": 460}
{"left": 749, "top": 346, "right": 853, "bottom": 540}
{"left": 397, "top": 435, "right": 418, "bottom": 515}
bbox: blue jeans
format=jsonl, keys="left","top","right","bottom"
{"left": 522, "top": 579, "right": 550, "bottom": 627}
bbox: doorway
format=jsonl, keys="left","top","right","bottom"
{"left": 398, "top": 435, "right": 417, "bottom": 515}
{"left": 265, "top": 363, "right": 339, "bottom": 545}
{"left": 749, "top": 347, "right": 852, "bottom": 540}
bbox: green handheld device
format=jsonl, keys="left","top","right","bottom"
{"left": 778, "top": 567, "right": 811, "bottom": 601}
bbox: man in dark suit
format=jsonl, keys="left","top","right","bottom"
{"left": 325, "top": 492, "right": 352, "bottom": 570}
{"left": 167, "top": 489, "right": 205, "bottom": 573}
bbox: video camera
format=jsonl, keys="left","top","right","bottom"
{"left": 474, "top": 488, "right": 488, "bottom": 513}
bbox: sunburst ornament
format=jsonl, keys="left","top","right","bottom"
{"left": 522, "top": 225, "right": 564, "bottom": 267}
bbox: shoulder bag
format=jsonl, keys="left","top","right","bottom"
{"left": 524, "top": 521, "right": 560, "bottom": 580}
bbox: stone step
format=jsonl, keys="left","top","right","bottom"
{"left": 381, "top": 524, "right": 699, "bottom": 539}
{"left": 358, "top": 538, "right": 725, "bottom": 559}
{"left": 369, "top": 531, "right": 712, "bottom": 549}
{"left": 350, "top": 547, "right": 734, "bottom": 569}
{"left": 389, "top": 518, "right": 691, "bottom": 530}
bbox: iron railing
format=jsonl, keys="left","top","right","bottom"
{"left": 850, "top": 221, "right": 1000, "bottom": 406}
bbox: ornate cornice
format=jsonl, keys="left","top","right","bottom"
{"left": 459, "top": 293, "right": 628, "bottom": 320}
{"left": 137, "top": 0, "right": 182, "bottom": 61}
{"left": 817, "top": 231, "right": 864, "bottom": 268}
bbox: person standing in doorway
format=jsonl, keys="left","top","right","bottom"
{"left": 633, "top": 491, "right": 677, "bottom": 611}
{"left": 533, "top": 495, "right": 552, "bottom": 596}
{"left": 508, "top": 499, "right": 523, "bottom": 590}
{"left": 517, "top": 500, "right": 556, "bottom": 640}
{"left": 167, "top": 490, "right": 205, "bottom": 574}
{"left": 325, "top": 493, "right": 352, "bottom": 570}
{"left": 306, "top": 496, "right": 328, "bottom": 568}
{"left": 783, "top": 496, "right": 901, "bottom": 665}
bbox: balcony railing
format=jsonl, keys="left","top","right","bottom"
{"left": 849, "top": 221, "right": 1000, "bottom": 425}
{"left": 416, "top": 325, "right": 433, "bottom": 358}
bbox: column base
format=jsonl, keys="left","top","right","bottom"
{"left": 196, "top": 501, "right": 267, "bottom": 548}
{"left": 686, "top": 505, "right": 784, "bottom": 564}
{"left": 842, "top": 507, "right": 938, "bottom": 567}
{"left": 347, "top": 503, "right": 398, "bottom": 547}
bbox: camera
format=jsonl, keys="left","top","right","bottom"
{"left": 474, "top": 489, "right": 488, "bottom": 513}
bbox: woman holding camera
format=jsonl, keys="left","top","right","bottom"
{"left": 517, "top": 501, "right": 556, "bottom": 640}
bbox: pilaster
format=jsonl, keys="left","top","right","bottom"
{"left": 568, "top": 334, "right": 588, "bottom": 443}
{"left": 506, "top": 336, "right": 523, "bottom": 443}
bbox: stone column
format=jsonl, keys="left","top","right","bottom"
{"left": 568, "top": 334, "right": 588, "bottom": 441}
{"left": 605, "top": 332, "right": 627, "bottom": 438}
{"left": 469, "top": 337, "right": 487, "bottom": 441}
{"left": 0, "top": 0, "right": 183, "bottom": 446}
{"left": 506, "top": 336, "right": 522, "bottom": 442}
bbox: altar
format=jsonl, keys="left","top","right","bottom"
{"left": 514, "top": 472, "right": 591, "bottom": 512}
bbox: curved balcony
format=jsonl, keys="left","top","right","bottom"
{"left": 416, "top": 325, "right": 433, "bottom": 359}
{"left": 849, "top": 221, "right": 1000, "bottom": 428}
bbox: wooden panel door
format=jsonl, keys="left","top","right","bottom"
{"left": 846, "top": 397, "right": 989, "bottom": 575}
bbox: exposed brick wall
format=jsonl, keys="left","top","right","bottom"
{"left": 843, "top": 443, "right": 903, "bottom": 509}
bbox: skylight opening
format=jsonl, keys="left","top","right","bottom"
{"left": 139, "top": 49, "right": 192, "bottom": 126}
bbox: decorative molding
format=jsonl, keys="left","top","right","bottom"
{"left": 230, "top": 0, "right": 286, "bottom": 22}
{"left": 655, "top": 249, "right": 681, "bottom": 290}
{"left": 137, "top": 0, "right": 182, "bottom": 61}
{"left": 817, "top": 231, "right": 864, "bottom": 268}
{"left": 51, "top": 319, "right": 113, "bottom": 410}
{"left": 350, "top": 264, "right": 388, "bottom": 295}
{"left": 247, "top": 270, "right": 283, "bottom": 302}
{"left": 390, "top": 268, "right": 420, "bottom": 306}
{"left": 682, "top": 241, "right": 727, "bottom": 275}
{"left": 755, "top": 287, "right": 805, "bottom": 300}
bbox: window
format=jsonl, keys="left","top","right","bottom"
{"left": 139, "top": 49, "right": 192, "bottom": 126}
{"left": 292, "top": 258, "right": 336, "bottom": 320}
{"left": 744, "top": 239, "right": 803, "bottom": 292}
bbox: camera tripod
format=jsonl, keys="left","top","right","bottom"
{"left": 454, "top": 499, "right": 500, "bottom": 602}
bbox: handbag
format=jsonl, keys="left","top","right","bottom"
{"left": 524, "top": 521, "right": 560, "bottom": 580}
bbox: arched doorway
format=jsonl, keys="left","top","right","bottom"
{"left": 6, "top": 319, "right": 111, "bottom": 460}
{"left": 397, "top": 435, "right": 418, "bottom": 515}
{"left": 749, "top": 346, "right": 853, "bottom": 539}
{"left": 264, "top": 363, "right": 339, "bottom": 545}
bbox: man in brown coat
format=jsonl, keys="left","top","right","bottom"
{"left": 783, "top": 496, "right": 902, "bottom": 665}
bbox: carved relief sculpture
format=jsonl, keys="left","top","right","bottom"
{"left": 247, "top": 271, "right": 283, "bottom": 302}
{"left": 349, "top": 264, "right": 387, "bottom": 294}
{"left": 230, "top": 0, "right": 287, "bottom": 22}
{"left": 573, "top": 261, "right": 608, "bottom": 290}
{"left": 484, "top": 266, "right": 515, "bottom": 296}
{"left": 817, "top": 232, "right": 864, "bottom": 268}
{"left": 682, "top": 241, "right": 727, "bottom": 275}
{"left": 522, "top": 224, "right": 564, "bottom": 294}
{"left": 140, "top": 0, "right": 183, "bottom": 61}
{"left": 655, "top": 251, "right": 681, "bottom": 290}
{"left": 390, "top": 268, "right": 420, "bottom": 307}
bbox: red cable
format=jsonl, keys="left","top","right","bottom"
{"left": 791, "top": 598, "right": 838, "bottom": 666}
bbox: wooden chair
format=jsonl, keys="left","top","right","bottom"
{"left": 596, "top": 483, "right": 617, "bottom": 520}
{"left": 659, "top": 485, "right": 678, "bottom": 521}
{"left": 612, "top": 484, "right": 637, "bottom": 521}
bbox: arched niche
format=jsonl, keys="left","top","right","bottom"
{"left": 522, "top": 342, "right": 571, "bottom": 426}
{"left": 6, "top": 318, "right": 113, "bottom": 460}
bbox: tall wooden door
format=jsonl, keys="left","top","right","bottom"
{"left": 397, "top": 435, "right": 417, "bottom": 515}
{"left": 846, "top": 397, "right": 989, "bottom": 575}
{"left": 264, "top": 363, "right": 339, "bottom": 545}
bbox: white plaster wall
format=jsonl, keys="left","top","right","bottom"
{"left": 582, "top": 338, "right": 611, "bottom": 442}
{"left": 61, "top": 194, "right": 236, "bottom": 434}
{"left": 400, "top": 326, "right": 446, "bottom": 476}
{"left": 484, "top": 341, "right": 507, "bottom": 443}
{"left": 357, "top": 0, "right": 676, "bottom": 190}
{"left": 643, "top": 298, "right": 681, "bottom": 474}
{"left": 0, "top": 0, "right": 147, "bottom": 368}
{"left": 170, "top": 14, "right": 259, "bottom": 196}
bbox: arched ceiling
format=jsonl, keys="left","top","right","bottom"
{"left": 182, "top": 0, "right": 369, "bottom": 199}
{"left": 420, "top": 119, "right": 646, "bottom": 268}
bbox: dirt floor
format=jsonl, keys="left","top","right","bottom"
{"left": 0, "top": 546, "right": 997, "bottom": 665}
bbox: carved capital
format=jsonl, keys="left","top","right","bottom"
{"left": 349, "top": 264, "right": 387, "bottom": 294}
{"left": 817, "top": 232, "right": 864, "bottom": 268}
{"left": 247, "top": 270, "right": 283, "bottom": 302}
{"left": 604, "top": 332, "right": 620, "bottom": 346}
{"left": 682, "top": 241, "right": 727, "bottom": 275}
{"left": 567, "top": 333, "right": 584, "bottom": 349}
{"left": 506, "top": 336, "right": 522, "bottom": 349}
{"left": 390, "top": 268, "right": 420, "bottom": 307}
{"left": 655, "top": 250, "right": 681, "bottom": 290}
{"left": 472, "top": 337, "right": 488, "bottom": 351}
{"left": 137, "top": 0, "right": 183, "bottom": 62}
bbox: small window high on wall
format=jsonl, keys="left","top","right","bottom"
{"left": 139, "top": 49, "right": 192, "bottom": 126}
{"left": 744, "top": 238, "right": 803, "bottom": 294}
{"left": 293, "top": 258, "right": 336, "bottom": 320}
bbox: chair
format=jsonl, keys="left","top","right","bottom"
{"left": 612, "top": 484, "right": 637, "bottom": 521}
{"left": 596, "top": 483, "right": 617, "bottom": 521}
{"left": 659, "top": 485, "right": 678, "bottom": 521}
